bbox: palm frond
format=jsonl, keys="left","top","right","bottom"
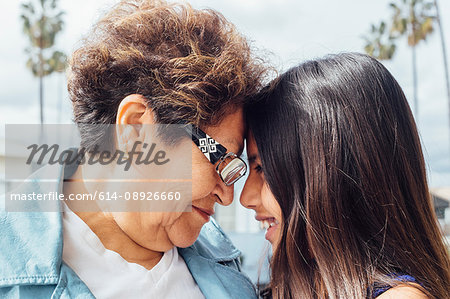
{"left": 363, "top": 21, "right": 397, "bottom": 60}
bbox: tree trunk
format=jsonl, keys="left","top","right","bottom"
{"left": 39, "top": 73, "right": 43, "bottom": 124}
{"left": 39, "top": 40, "right": 44, "bottom": 125}
{"left": 38, "top": 10, "right": 44, "bottom": 125}
{"left": 410, "top": 2, "right": 419, "bottom": 122}
{"left": 412, "top": 45, "right": 419, "bottom": 122}
{"left": 57, "top": 73, "right": 62, "bottom": 124}
{"left": 434, "top": 0, "right": 450, "bottom": 160}
{"left": 38, "top": 49, "right": 44, "bottom": 158}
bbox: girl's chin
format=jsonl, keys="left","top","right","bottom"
{"left": 265, "top": 223, "right": 279, "bottom": 244}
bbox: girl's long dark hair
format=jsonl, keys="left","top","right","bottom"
{"left": 246, "top": 53, "right": 450, "bottom": 299}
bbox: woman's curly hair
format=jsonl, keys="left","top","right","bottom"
{"left": 68, "top": 0, "right": 269, "bottom": 149}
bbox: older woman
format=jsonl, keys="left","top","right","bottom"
{"left": 0, "top": 0, "right": 267, "bottom": 298}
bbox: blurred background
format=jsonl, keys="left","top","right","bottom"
{"left": 1, "top": 0, "right": 449, "bottom": 286}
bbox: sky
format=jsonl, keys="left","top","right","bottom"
{"left": 0, "top": 0, "right": 449, "bottom": 187}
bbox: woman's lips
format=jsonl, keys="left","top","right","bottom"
{"left": 256, "top": 216, "right": 280, "bottom": 242}
{"left": 192, "top": 206, "right": 214, "bottom": 221}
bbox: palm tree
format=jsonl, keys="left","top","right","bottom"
{"left": 364, "top": 0, "right": 435, "bottom": 121}
{"left": 433, "top": 0, "right": 450, "bottom": 156}
{"left": 20, "top": 0, "right": 66, "bottom": 124}
{"left": 389, "top": 0, "right": 435, "bottom": 120}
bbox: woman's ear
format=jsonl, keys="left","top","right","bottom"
{"left": 116, "top": 94, "right": 155, "bottom": 125}
{"left": 115, "top": 94, "right": 156, "bottom": 153}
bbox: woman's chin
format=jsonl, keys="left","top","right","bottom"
{"left": 168, "top": 224, "right": 203, "bottom": 249}
{"left": 173, "top": 234, "right": 200, "bottom": 248}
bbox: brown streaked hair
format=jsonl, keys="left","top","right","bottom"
{"left": 247, "top": 53, "right": 450, "bottom": 298}
{"left": 68, "top": 0, "right": 268, "bottom": 150}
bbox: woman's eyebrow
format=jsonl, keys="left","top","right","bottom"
{"left": 236, "top": 142, "right": 244, "bottom": 156}
{"left": 227, "top": 139, "right": 244, "bottom": 156}
{"left": 247, "top": 154, "right": 258, "bottom": 163}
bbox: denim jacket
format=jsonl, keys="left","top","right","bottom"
{"left": 0, "top": 165, "right": 257, "bottom": 299}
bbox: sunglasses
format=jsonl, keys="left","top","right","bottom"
{"left": 183, "top": 124, "right": 247, "bottom": 186}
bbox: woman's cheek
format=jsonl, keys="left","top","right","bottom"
{"left": 261, "top": 183, "right": 283, "bottom": 248}
{"left": 261, "top": 183, "right": 282, "bottom": 220}
{"left": 191, "top": 163, "right": 216, "bottom": 199}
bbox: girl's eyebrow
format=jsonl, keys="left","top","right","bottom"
{"left": 247, "top": 154, "right": 258, "bottom": 163}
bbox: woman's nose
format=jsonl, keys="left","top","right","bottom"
{"left": 215, "top": 182, "right": 234, "bottom": 206}
{"left": 240, "top": 174, "right": 261, "bottom": 210}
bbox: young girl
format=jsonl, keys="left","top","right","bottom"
{"left": 241, "top": 53, "right": 450, "bottom": 298}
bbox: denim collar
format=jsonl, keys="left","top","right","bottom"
{"left": 181, "top": 217, "right": 241, "bottom": 262}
